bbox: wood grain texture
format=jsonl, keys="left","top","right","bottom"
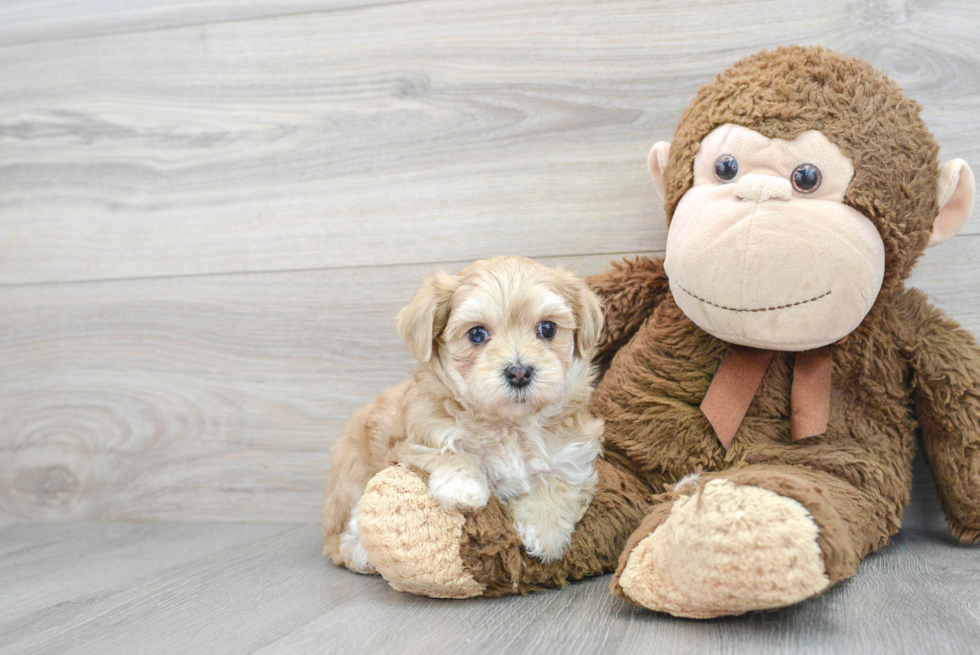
{"left": 902, "top": 450, "right": 980, "bottom": 623}
{"left": 1, "top": 234, "right": 977, "bottom": 525}
{"left": 1, "top": 521, "right": 978, "bottom": 655}
{"left": 0, "top": 0, "right": 419, "bottom": 48}
{"left": 0, "top": 521, "right": 294, "bottom": 646}
{"left": 1, "top": 0, "right": 978, "bottom": 285}
{"left": 903, "top": 531, "right": 980, "bottom": 623}
{"left": 0, "top": 252, "right": 654, "bottom": 523}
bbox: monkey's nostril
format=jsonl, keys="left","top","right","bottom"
{"left": 504, "top": 364, "right": 534, "bottom": 388}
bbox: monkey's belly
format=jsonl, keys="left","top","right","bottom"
{"left": 591, "top": 310, "right": 917, "bottom": 494}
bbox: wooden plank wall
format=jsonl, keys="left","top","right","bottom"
{"left": 1, "top": 0, "right": 978, "bottom": 523}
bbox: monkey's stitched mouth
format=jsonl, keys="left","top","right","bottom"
{"left": 676, "top": 284, "right": 832, "bottom": 313}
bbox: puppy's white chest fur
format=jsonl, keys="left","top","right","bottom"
{"left": 481, "top": 428, "right": 540, "bottom": 500}
{"left": 418, "top": 410, "right": 603, "bottom": 564}
{"left": 470, "top": 423, "right": 593, "bottom": 502}
{"left": 408, "top": 396, "right": 602, "bottom": 504}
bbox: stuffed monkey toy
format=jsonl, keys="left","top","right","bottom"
{"left": 349, "top": 46, "right": 978, "bottom": 618}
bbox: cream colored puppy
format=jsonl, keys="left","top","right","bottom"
{"left": 323, "top": 256, "right": 604, "bottom": 574}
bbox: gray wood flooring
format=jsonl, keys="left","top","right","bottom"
{"left": 2, "top": 526, "right": 978, "bottom": 653}
{"left": 1, "top": 457, "right": 978, "bottom": 654}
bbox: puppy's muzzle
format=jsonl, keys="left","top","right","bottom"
{"left": 504, "top": 364, "right": 534, "bottom": 389}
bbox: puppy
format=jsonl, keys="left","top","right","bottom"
{"left": 322, "top": 256, "right": 605, "bottom": 574}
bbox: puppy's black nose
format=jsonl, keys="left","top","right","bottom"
{"left": 504, "top": 364, "right": 534, "bottom": 388}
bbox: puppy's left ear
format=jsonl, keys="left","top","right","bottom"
{"left": 396, "top": 270, "right": 458, "bottom": 362}
{"left": 567, "top": 277, "right": 604, "bottom": 358}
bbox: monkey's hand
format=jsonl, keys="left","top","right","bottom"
{"left": 586, "top": 257, "right": 670, "bottom": 372}
{"left": 906, "top": 291, "right": 980, "bottom": 544}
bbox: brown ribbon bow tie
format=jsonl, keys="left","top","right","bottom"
{"left": 700, "top": 339, "right": 845, "bottom": 450}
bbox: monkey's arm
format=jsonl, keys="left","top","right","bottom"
{"left": 586, "top": 256, "right": 670, "bottom": 372}
{"left": 905, "top": 290, "right": 980, "bottom": 544}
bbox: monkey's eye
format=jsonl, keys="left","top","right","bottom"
{"left": 791, "top": 164, "right": 822, "bottom": 193}
{"left": 714, "top": 154, "right": 738, "bottom": 182}
{"left": 536, "top": 321, "right": 557, "bottom": 340}
{"left": 467, "top": 326, "right": 489, "bottom": 345}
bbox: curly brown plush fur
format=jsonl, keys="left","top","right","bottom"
{"left": 358, "top": 47, "right": 980, "bottom": 615}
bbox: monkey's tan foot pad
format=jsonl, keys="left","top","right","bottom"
{"left": 358, "top": 466, "right": 486, "bottom": 599}
{"left": 618, "top": 479, "right": 829, "bottom": 618}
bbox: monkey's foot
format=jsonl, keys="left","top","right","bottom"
{"left": 614, "top": 479, "right": 829, "bottom": 618}
{"left": 358, "top": 466, "right": 486, "bottom": 599}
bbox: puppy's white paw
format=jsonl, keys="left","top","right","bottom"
{"left": 339, "top": 506, "right": 376, "bottom": 575}
{"left": 513, "top": 518, "right": 572, "bottom": 563}
{"left": 429, "top": 471, "right": 490, "bottom": 512}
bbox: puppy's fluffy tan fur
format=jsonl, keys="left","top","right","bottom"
{"left": 323, "top": 256, "right": 605, "bottom": 573}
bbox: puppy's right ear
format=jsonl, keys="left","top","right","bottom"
{"left": 572, "top": 283, "right": 604, "bottom": 359}
{"left": 396, "top": 270, "right": 458, "bottom": 362}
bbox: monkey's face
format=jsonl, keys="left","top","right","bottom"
{"left": 663, "top": 124, "right": 885, "bottom": 351}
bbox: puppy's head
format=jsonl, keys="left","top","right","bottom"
{"left": 397, "top": 256, "right": 603, "bottom": 417}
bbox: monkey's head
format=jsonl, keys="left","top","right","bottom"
{"left": 650, "top": 47, "right": 975, "bottom": 351}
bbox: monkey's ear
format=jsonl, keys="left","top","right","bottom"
{"left": 396, "top": 270, "right": 458, "bottom": 362}
{"left": 928, "top": 159, "right": 975, "bottom": 248}
{"left": 648, "top": 141, "right": 671, "bottom": 200}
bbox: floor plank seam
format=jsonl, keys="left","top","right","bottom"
{"left": 0, "top": 250, "right": 668, "bottom": 290}
{"left": 0, "top": 0, "right": 438, "bottom": 52}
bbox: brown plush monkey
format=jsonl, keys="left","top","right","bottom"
{"left": 350, "top": 47, "right": 978, "bottom": 618}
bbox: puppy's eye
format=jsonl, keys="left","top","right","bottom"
{"left": 467, "top": 326, "right": 489, "bottom": 345}
{"left": 791, "top": 163, "right": 821, "bottom": 193}
{"left": 714, "top": 154, "right": 738, "bottom": 182}
{"left": 536, "top": 321, "right": 556, "bottom": 340}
